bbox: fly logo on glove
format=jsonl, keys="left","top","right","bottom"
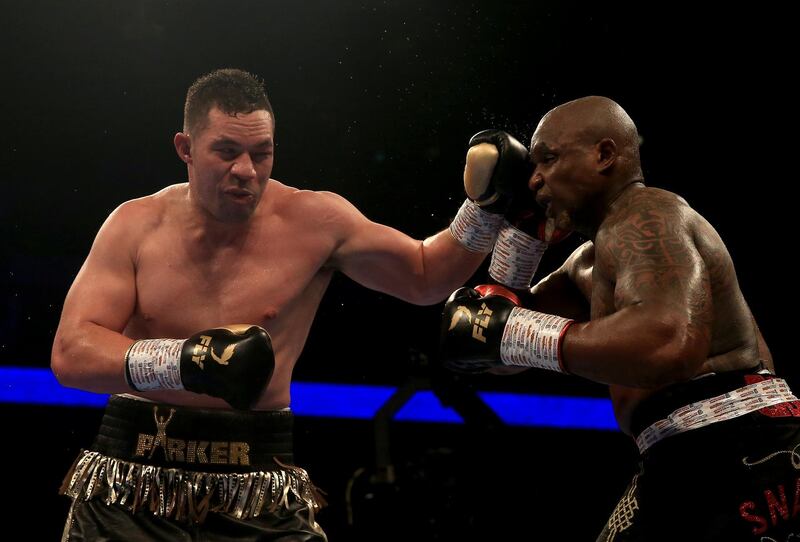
{"left": 126, "top": 324, "right": 275, "bottom": 410}
{"left": 472, "top": 303, "right": 493, "bottom": 343}
{"left": 191, "top": 335, "right": 212, "bottom": 368}
{"left": 448, "top": 306, "right": 474, "bottom": 331}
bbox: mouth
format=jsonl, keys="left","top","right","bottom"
{"left": 223, "top": 188, "right": 255, "bottom": 204}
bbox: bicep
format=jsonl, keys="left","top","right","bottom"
{"left": 603, "top": 217, "right": 713, "bottom": 346}
{"left": 325, "top": 192, "right": 482, "bottom": 303}
{"left": 332, "top": 208, "right": 426, "bottom": 295}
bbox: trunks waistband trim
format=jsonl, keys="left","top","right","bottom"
{"left": 60, "top": 449, "right": 325, "bottom": 524}
{"left": 635, "top": 378, "right": 797, "bottom": 454}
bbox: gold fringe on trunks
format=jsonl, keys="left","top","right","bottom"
{"left": 60, "top": 450, "right": 326, "bottom": 524}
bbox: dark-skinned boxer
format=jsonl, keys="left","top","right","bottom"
{"left": 441, "top": 96, "right": 800, "bottom": 541}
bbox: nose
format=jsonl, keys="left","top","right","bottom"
{"left": 528, "top": 170, "right": 544, "bottom": 193}
{"left": 231, "top": 154, "right": 256, "bottom": 181}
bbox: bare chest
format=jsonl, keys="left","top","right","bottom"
{"left": 128, "top": 223, "right": 333, "bottom": 337}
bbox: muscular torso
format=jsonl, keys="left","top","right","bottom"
{"left": 564, "top": 187, "right": 768, "bottom": 432}
{"left": 124, "top": 181, "right": 337, "bottom": 409}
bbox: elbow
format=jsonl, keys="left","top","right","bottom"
{"left": 51, "top": 335, "right": 80, "bottom": 389}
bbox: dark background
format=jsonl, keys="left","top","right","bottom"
{"left": 1, "top": 1, "right": 794, "bottom": 539}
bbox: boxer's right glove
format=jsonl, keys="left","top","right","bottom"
{"left": 440, "top": 285, "right": 573, "bottom": 374}
{"left": 449, "top": 130, "right": 532, "bottom": 253}
{"left": 125, "top": 324, "right": 274, "bottom": 410}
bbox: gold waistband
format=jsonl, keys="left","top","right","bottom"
{"left": 60, "top": 449, "right": 326, "bottom": 524}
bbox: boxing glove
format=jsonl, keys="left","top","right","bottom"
{"left": 125, "top": 324, "right": 274, "bottom": 410}
{"left": 440, "top": 285, "right": 572, "bottom": 374}
{"left": 450, "top": 130, "right": 532, "bottom": 253}
{"left": 464, "top": 129, "right": 532, "bottom": 215}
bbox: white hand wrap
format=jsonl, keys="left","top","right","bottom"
{"left": 125, "top": 338, "right": 185, "bottom": 391}
{"left": 449, "top": 199, "right": 505, "bottom": 253}
{"left": 489, "top": 220, "right": 547, "bottom": 289}
{"left": 500, "top": 307, "right": 573, "bottom": 373}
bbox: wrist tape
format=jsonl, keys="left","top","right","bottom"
{"left": 489, "top": 220, "right": 547, "bottom": 289}
{"left": 125, "top": 338, "right": 185, "bottom": 391}
{"left": 500, "top": 307, "right": 573, "bottom": 373}
{"left": 449, "top": 199, "right": 505, "bottom": 253}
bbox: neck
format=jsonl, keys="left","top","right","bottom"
{"left": 184, "top": 192, "right": 256, "bottom": 248}
{"left": 607, "top": 178, "right": 645, "bottom": 210}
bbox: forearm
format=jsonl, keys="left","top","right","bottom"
{"left": 415, "top": 229, "right": 488, "bottom": 304}
{"left": 51, "top": 321, "right": 135, "bottom": 393}
{"left": 562, "top": 306, "right": 704, "bottom": 388}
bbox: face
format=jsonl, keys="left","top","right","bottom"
{"left": 528, "top": 120, "right": 600, "bottom": 234}
{"left": 178, "top": 107, "right": 275, "bottom": 223}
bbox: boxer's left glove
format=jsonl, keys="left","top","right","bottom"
{"left": 441, "top": 285, "right": 573, "bottom": 374}
{"left": 125, "top": 324, "right": 274, "bottom": 410}
{"left": 489, "top": 193, "right": 572, "bottom": 290}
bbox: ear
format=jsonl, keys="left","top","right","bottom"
{"left": 174, "top": 132, "right": 192, "bottom": 164}
{"left": 596, "top": 138, "right": 617, "bottom": 174}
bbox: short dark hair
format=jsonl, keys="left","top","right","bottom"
{"left": 183, "top": 68, "right": 274, "bottom": 135}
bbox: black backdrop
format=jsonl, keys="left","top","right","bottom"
{"left": 1, "top": 1, "right": 794, "bottom": 539}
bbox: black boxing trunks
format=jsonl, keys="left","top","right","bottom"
{"left": 60, "top": 395, "right": 327, "bottom": 541}
{"left": 598, "top": 368, "right": 800, "bottom": 541}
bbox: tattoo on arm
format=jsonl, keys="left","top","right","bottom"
{"left": 597, "top": 193, "right": 713, "bottom": 344}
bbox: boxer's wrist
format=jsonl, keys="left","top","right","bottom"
{"left": 449, "top": 199, "right": 505, "bottom": 253}
{"left": 489, "top": 220, "right": 548, "bottom": 289}
{"left": 500, "top": 307, "right": 573, "bottom": 373}
{"left": 125, "top": 338, "right": 185, "bottom": 391}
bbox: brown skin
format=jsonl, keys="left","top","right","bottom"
{"left": 522, "top": 96, "right": 771, "bottom": 433}
{"left": 51, "top": 106, "right": 487, "bottom": 410}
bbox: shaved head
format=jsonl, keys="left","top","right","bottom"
{"left": 534, "top": 96, "right": 642, "bottom": 177}
{"left": 528, "top": 96, "right": 645, "bottom": 237}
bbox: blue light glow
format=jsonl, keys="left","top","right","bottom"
{"left": 0, "top": 367, "right": 617, "bottom": 430}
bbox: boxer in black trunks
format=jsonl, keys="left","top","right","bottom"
{"left": 441, "top": 96, "right": 800, "bottom": 540}
{"left": 52, "top": 68, "right": 529, "bottom": 540}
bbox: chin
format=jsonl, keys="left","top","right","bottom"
{"left": 216, "top": 207, "right": 256, "bottom": 223}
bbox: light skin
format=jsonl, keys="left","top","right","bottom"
{"left": 523, "top": 96, "right": 771, "bottom": 433}
{"left": 51, "top": 105, "right": 486, "bottom": 410}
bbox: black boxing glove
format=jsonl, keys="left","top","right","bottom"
{"left": 463, "top": 129, "right": 532, "bottom": 215}
{"left": 440, "top": 285, "right": 573, "bottom": 374}
{"left": 450, "top": 130, "right": 533, "bottom": 253}
{"left": 125, "top": 324, "right": 274, "bottom": 410}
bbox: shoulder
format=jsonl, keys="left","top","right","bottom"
{"left": 269, "top": 180, "right": 364, "bottom": 228}
{"left": 100, "top": 183, "right": 185, "bottom": 240}
{"left": 599, "top": 186, "right": 693, "bottom": 241}
{"left": 619, "top": 186, "right": 690, "bottom": 215}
